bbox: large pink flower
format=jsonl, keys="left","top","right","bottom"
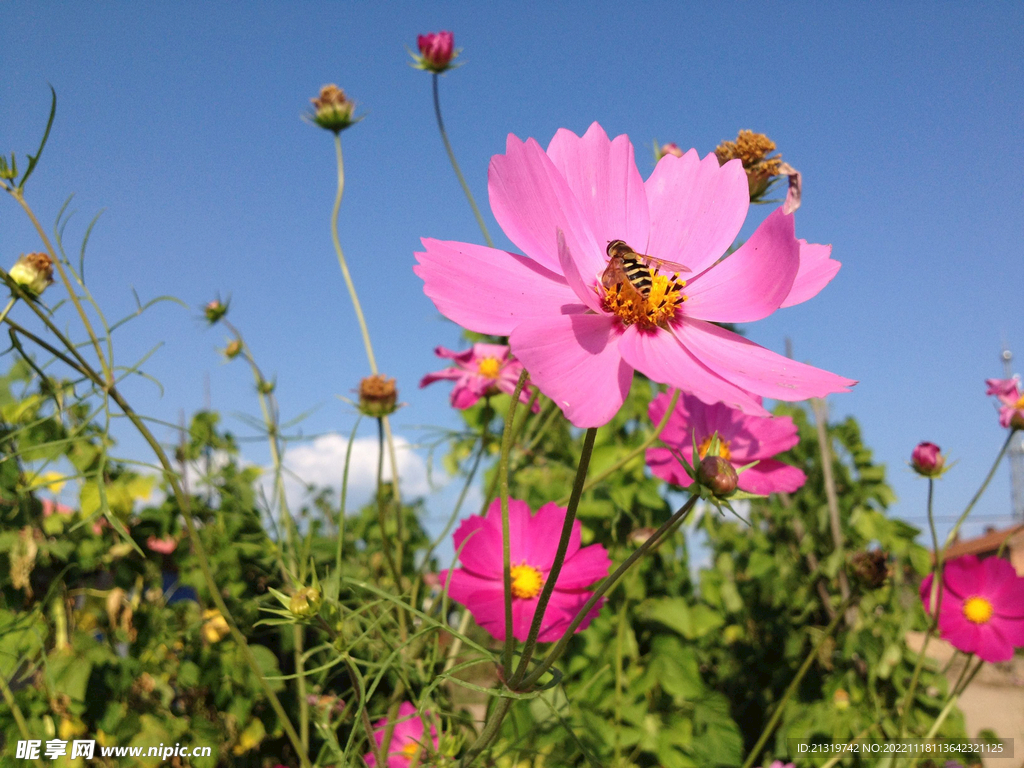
{"left": 986, "top": 377, "right": 1024, "bottom": 429}
{"left": 920, "top": 554, "right": 1024, "bottom": 663}
{"left": 364, "top": 702, "right": 439, "bottom": 768}
{"left": 646, "top": 391, "right": 806, "bottom": 495}
{"left": 419, "top": 343, "right": 538, "bottom": 411}
{"left": 415, "top": 123, "right": 854, "bottom": 428}
{"left": 440, "top": 498, "right": 610, "bottom": 642}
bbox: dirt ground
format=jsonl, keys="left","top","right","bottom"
{"left": 906, "top": 632, "right": 1024, "bottom": 767}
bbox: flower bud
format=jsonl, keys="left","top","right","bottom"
{"left": 204, "top": 298, "right": 228, "bottom": 324}
{"left": 308, "top": 85, "right": 360, "bottom": 133}
{"left": 656, "top": 142, "right": 684, "bottom": 161}
{"left": 358, "top": 374, "right": 398, "bottom": 417}
{"left": 222, "top": 339, "right": 243, "bottom": 360}
{"left": 257, "top": 378, "right": 275, "bottom": 395}
{"left": 850, "top": 549, "right": 891, "bottom": 590}
{"left": 289, "top": 586, "right": 322, "bottom": 619}
{"left": 696, "top": 455, "right": 738, "bottom": 497}
{"left": 910, "top": 441, "right": 945, "bottom": 477}
{"left": 414, "top": 31, "right": 457, "bottom": 73}
{"left": 9, "top": 252, "right": 54, "bottom": 297}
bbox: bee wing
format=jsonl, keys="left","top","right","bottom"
{"left": 640, "top": 254, "right": 692, "bottom": 274}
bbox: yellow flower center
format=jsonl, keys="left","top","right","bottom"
{"left": 477, "top": 357, "right": 502, "bottom": 379}
{"left": 401, "top": 742, "right": 420, "bottom": 758}
{"left": 697, "top": 436, "right": 732, "bottom": 462}
{"left": 602, "top": 273, "right": 686, "bottom": 330}
{"left": 962, "top": 596, "right": 993, "bottom": 625}
{"left": 510, "top": 563, "right": 544, "bottom": 599}
{"left": 1015, "top": 393, "right": 1024, "bottom": 409}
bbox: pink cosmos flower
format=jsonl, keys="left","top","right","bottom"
{"left": 920, "top": 554, "right": 1024, "bottom": 663}
{"left": 419, "top": 343, "right": 539, "bottom": 411}
{"left": 364, "top": 702, "right": 439, "bottom": 768}
{"left": 986, "top": 377, "right": 1024, "bottom": 429}
{"left": 146, "top": 535, "right": 178, "bottom": 555}
{"left": 440, "top": 498, "right": 610, "bottom": 642}
{"left": 416, "top": 31, "right": 456, "bottom": 73}
{"left": 646, "top": 391, "right": 806, "bottom": 495}
{"left": 415, "top": 123, "right": 854, "bottom": 428}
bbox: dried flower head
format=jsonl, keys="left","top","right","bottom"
{"left": 715, "top": 130, "right": 784, "bottom": 201}
{"left": 358, "top": 374, "right": 399, "bottom": 417}
{"left": 9, "top": 252, "right": 54, "bottom": 297}
{"left": 308, "top": 85, "right": 360, "bottom": 133}
{"left": 851, "top": 549, "right": 891, "bottom": 590}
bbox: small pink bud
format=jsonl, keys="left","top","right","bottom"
{"left": 658, "top": 142, "right": 684, "bottom": 160}
{"left": 415, "top": 31, "right": 457, "bottom": 73}
{"left": 911, "top": 442, "right": 945, "bottom": 477}
{"left": 696, "top": 456, "right": 738, "bottom": 497}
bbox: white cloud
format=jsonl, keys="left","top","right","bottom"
{"left": 273, "top": 433, "right": 433, "bottom": 512}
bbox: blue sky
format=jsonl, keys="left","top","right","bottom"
{"left": 3, "top": 2, "right": 1022, "bottom": 545}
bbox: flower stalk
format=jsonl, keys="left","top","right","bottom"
{"left": 499, "top": 370, "right": 530, "bottom": 677}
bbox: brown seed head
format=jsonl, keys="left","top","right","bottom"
{"left": 358, "top": 374, "right": 399, "bottom": 417}
{"left": 310, "top": 85, "right": 359, "bottom": 133}
{"left": 9, "top": 252, "right": 55, "bottom": 297}
{"left": 850, "top": 550, "right": 892, "bottom": 590}
{"left": 714, "top": 130, "right": 784, "bottom": 200}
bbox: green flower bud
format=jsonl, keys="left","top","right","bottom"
{"left": 696, "top": 455, "right": 738, "bottom": 498}
{"left": 289, "top": 586, "right": 322, "bottom": 619}
{"left": 9, "top": 252, "right": 54, "bottom": 297}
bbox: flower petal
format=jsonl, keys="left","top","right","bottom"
{"left": 737, "top": 459, "right": 806, "bottom": 495}
{"left": 941, "top": 555, "right": 981, "bottom": 600}
{"left": 526, "top": 502, "right": 580, "bottom": 570}
{"left": 645, "top": 151, "right": 749, "bottom": 275}
{"left": 646, "top": 445, "right": 695, "bottom": 488}
{"left": 546, "top": 123, "right": 650, "bottom": 265}
{"left": 419, "top": 367, "right": 462, "bottom": 388}
{"left": 683, "top": 208, "right": 800, "bottom": 323}
{"left": 988, "top": 614, "right": 1024, "bottom": 648}
{"left": 451, "top": 515, "right": 501, "bottom": 578}
{"left": 415, "top": 238, "right": 581, "bottom": 336}
{"left": 488, "top": 135, "right": 603, "bottom": 277}
{"left": 555, "top": 544, "right": 611, "bottom": 589}
{"left": 510, "top": 313, "right": 632, "bottom": 428}
{"left": 618, "top": 325, "right": 768, "bottom": 415}
{"left": 673, "top": 319, "right": 857, "bottom": 402}
{"left": 781, "top": 240, "right": 842, "bottom": 308}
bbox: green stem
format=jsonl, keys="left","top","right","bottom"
{"left": 520, "top": 494, "right": 699, "bottom": 690}
{"left": 0, "top": 672, "right": 44, "bottom": 768}
{"left": 509, "top": 426, "right": 598, "bottom": 687}
{"left": 943, "top": 430, "right": 1015, "bottom": 548}
{"left": 908, "top": 656, "right": 984, "bottom": 767}
{"left": 555, "top": 388, "right": 679, "bottom": 506}
{"left": 376, "top": 418, "right": 406, "bottom": 630}
{"left": 0, "top": 297, "right": 16, "bottom": 326}
{"left": 457, "top": 697, "right": 513, "bottom": 768}
{"left": 331, "top": 134, "right": 378, "bottom": 374}
{"left": 337, "top": 416, "right": 363, "bottom": 575}
{"left": 499, "top": 371, "right": 530, "bottom": 677}
{"left": 739, "top": 600, "right": 851, "bottom": 768}
{"left": 432, "top": 74, "right": 493, "bottom": 247}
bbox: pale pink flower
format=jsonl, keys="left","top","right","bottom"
{"left": 646, "top": 391, "right": 805, "bottom": 495}
{"left": 41, "top": 499, "right": 74, "bottom": 517}
{"left": 364, "top": 702, "right": 438, "bottom": 768}
{"left": 986, "top": 377, "right": 1024, "bottom": 429}
{"left": 415, "top": 123, "right": 854, "bottom": 428}
{"left": 440, "top": 498, "right": 610, "bottom": 642}
{"left": 921, "top": 554, "right": 1024, "bottom": 663}
{"left": 415, "top": 31, "right": 456, "bottom": 73}
{"left": 146, "top": 535, "right": 178, "bottom": 555}
{"left": 419, "top": 343, "right": 538, "bottom": 411}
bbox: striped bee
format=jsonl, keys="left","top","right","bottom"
{"left": 601, "top": 240, "right": 690, "bottom": 300}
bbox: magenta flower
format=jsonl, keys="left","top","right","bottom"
{"left": 415, "top": 31, "right": 456, "bottom": 73}
{"left": 146, "top": 535, "right": 178, "bottom": 555}
{"left": 921, "top": 554, "right": 1024, "bottom": 663}
{"left": 364, "top": 702, "right": 438, "bottom": 768}
{"left": 440, "top": 498, "right": 610, "bottom": 642}
{"left": 646, "top": 391, "right": 806, "bottom": 495}
{"left": 986, "top": 377, "right": 1024, "bottom": 429}
{"left": 419, "top": 343, "right": 538, "bottom": 411}
{"left": 910, "top": 441, "right": 945, "bottom": 477}
{"left": 415, "top": 123, "right": 854, "bottom": 428}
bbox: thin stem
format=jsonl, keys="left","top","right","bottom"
{"left": 943, "top": 430, "right": 1015, "bottom": 548}
{"left": 811, "top": 398, "right": 852, "bottom": 620}
{"left": 0, "top": 297, "right": 17, "bottom": 326}
{"left": 376, "top": 419, "right": 405, "bottom": 612}
{"left": 499, "top": 370, "right": 530, "bottom": 677}
{"left": 457, "top": 697, "right": 513, "bottom": 768}
{"left": 909, "top": 656, "right": 984, "bottom": 767}
{"left": 337, "top": 416, "right": 363, "bottom": 575}
{"left": 0, "top": 672, "right": 44, "bottom": 768}
{"left": 510, "top": 426, "right": 598, "bottom": 687}
{"left": 555, "top": 388, "right": 679, "bottom": 506}
{"left": 739, "top": 600, "right": 851, "bottom": 768}
{"left": 432, "top": 74, "right": 493, "bottom": 247}
{"left": 520, "top": 494, "right": 699, "bottom": 690}
{"left": 331, "top": 134, "right": 378, "bottom": 374}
